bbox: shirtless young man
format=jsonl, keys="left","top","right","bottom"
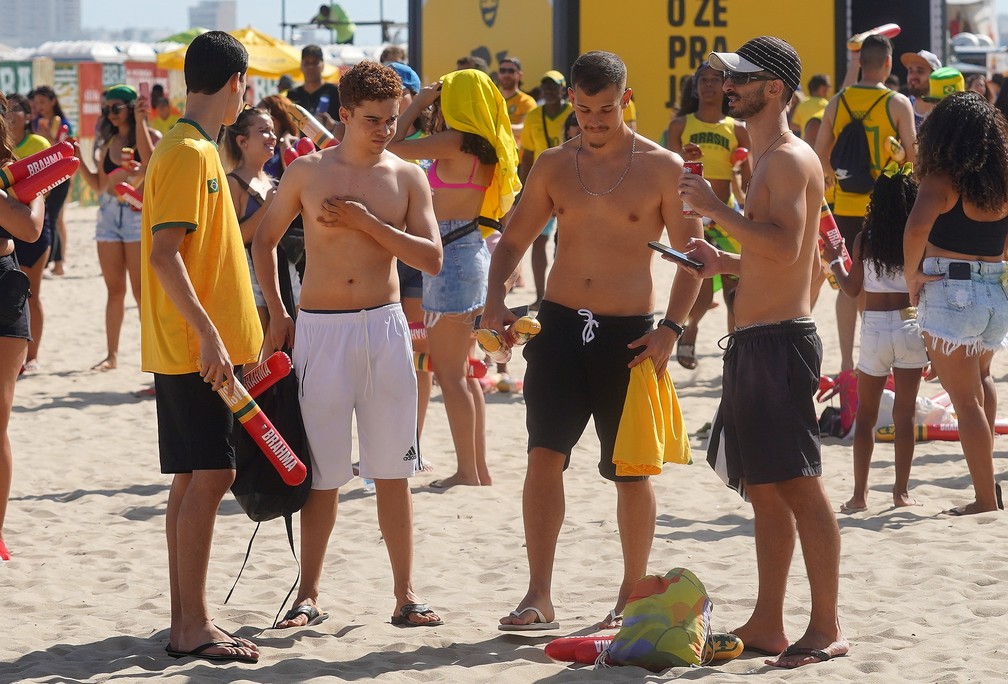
{"left": 483, "top": 51, "right": 703, "bottom": 631}
{"left": 251, "top": 60, "right": 444, "bottom": 629}
{"left": 677, "top": 36, "right": 848, "bottom": 668}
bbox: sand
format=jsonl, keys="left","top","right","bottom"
{"left": 2, "top": 202, "right": 1007, "bottom": 683}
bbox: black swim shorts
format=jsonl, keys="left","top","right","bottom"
{"left": 707, "top": 317, "right": 823, "bottom": 493}
{"left": 523, "top": 300, "right": 653, "bottom": 482}
{"left": 154, "top": 368, "right": 243, "bottom": 474}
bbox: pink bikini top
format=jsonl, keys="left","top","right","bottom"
{"left": 427, "top": 156, "right": 489, "bottom": 191}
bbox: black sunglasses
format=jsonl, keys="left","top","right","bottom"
{"left": 101, "top": 103, "right": 129, "bottom": 116}
{"left": 498, "top": 67, "right": 517, "bottom": 74}
{"left": 723, "top": 71, "right": 780, "bottom": 86}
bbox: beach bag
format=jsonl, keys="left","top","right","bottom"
{"left": 830, "top": 92, "right": 889, "bottom": 194}
{"left": 0, "top": 266, "right": 30, "bottom": 327}
{"left": 225, "top": 359, "right": 312, "bottom": 626}
{"left": 602, "top": 568, "right": 713, "bottom": 671}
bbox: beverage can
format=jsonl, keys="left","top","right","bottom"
{"left": 682, "top": 161, "right": 703, "bottom": 217}
{"left": 317, "top": 95, "right": 330, "bottom": 115}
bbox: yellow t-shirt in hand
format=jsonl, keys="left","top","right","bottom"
{"left": 140, "top": 118, "right": 262, "bottom": 375}
{"left": 521, "top": 102, "right": 574, "bottom": 161}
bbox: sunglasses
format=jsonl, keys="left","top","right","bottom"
{"left": 723, "top": 71, "right": 780, "bottom": 86}
{"left": 498, "top": 67, "right": 517, "bottom": 74}
{"left": 101, "top": 103, "right": 129, "bottom": 116}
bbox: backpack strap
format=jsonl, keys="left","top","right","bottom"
{"left": 270, "top": 514, "right": 302, "bottom": 630}
{"left": 860, "top": 91, "right": 891, "bottom": 120}
{"left": 224, "top": 521, "right": 261, "bottom": 605}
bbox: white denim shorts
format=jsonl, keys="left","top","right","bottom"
{"left": 857, "top": 309, "right": 928, "bottom": 377}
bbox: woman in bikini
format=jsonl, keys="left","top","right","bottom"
{"left": 389, "top": 69, "right": 520, "bottom": 487}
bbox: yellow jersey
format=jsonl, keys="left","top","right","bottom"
{"left": 521, "top": 103, "right": 574, "bottom": 161}
{"left": 680, "top": 114, "right": 739, "bottom": 181}
{"left": 793, "top": 96, "right": 828, "bottom": 139}
{"left": 140, "top": 119, "right": 262, "bottom": 374}
{"left": 831, "top": 86, "right": 897, "bottom": 217}
{"left": 505, "top": 90, "right": 537, "bottom": 125}
{"left": 14, "top": 134, "right": 50, "bottom": 160}
{"left": 149, "top": 113, "right": 180, "bottom": 137}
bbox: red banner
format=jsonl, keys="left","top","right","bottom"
{"left": 77, "top": 62, "right": 104, "bottom": 139}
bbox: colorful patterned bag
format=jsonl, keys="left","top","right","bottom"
{"left": 602, "top": 568, "right": 712, "bottom": 671}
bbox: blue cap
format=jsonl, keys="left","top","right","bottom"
{"left": 388, "top": 62, "right": 421, "bottom": 95}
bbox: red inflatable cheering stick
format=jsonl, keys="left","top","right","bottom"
{"left": 0, "top": 141, "right": 74, "bottom": 190}
{"left": 217, "top": 379, "right": 307, "bottom": 486}
{"left": 242, "top": 351, "right": 293, "bottom": 398}
{"left": 114, "top": 182, "right": 143, "bottom": 211}
{"left": 730, "top": 146, "right": 749, "bottom": 171}
{"left": 5, "top": 156, "right": 79, "bottom": 204}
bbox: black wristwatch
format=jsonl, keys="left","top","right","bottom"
{"left": 658, "top": 319, "right": 685, "bottom": 336}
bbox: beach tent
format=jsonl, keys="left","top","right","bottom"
{"left": 156, "top": 27, "right": 339, "bottom": 79}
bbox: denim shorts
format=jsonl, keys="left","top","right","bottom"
{"left": 857, "top": 309, "right": 928, "bottom": 377}
{"left": 95, "top": 192, "right": 142, "bottom": 243}
{"left": 918, "top": 257, "right": 1008, "bottom": 355}
{"left": 422, "top": 218, "right": 489, "bottom": 315}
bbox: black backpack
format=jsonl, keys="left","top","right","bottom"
{"left": 225, "top": 356, "right": 312, "bottom": 627}
{"left": 829, "top": 91, "right": 891, "bottom": 195}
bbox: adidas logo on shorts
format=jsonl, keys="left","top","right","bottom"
{"left": 403, "top": 446, "right": 417, "bottom": 462}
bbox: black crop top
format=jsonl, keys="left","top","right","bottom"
{"left": 102, "top": 146, "right": 142, "bottom": 175}
{"left": 928, "top": 196, "right": 1008, "bottom": 257}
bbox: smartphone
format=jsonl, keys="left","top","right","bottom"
{"left": 947, "top": 262, "right": 971, "bottom": 280}
{"left": 139, "top": 82, "right": 150, "bottom": 100}
{"left": 648, "top": 241, "right": 704, "bottom": 269}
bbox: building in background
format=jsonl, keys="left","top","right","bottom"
{"left": 0, "top": 0, "right": 81, "bottom": 48}
{"left": 188, "top": 0, "right": 237, "bottom": 32}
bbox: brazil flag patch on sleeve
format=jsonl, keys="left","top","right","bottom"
{"left": 208, "top": 178, "right": 220, "bottom": 193}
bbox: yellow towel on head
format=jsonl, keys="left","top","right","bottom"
{"left": 613, "top": 358, "right": 692, "bottom": 477}
{"left": 438, "top": 69, "right": 521, "bottom": 222}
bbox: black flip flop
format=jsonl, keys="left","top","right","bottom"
{"left": 165, "top": 640, "right": 258, "bottom": 663}
{"left": 275, "top": 604, "right": 329, "bottom": 628}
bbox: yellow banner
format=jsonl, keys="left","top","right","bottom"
{"left": 420, "top": 0, "right": 553, "bottom": 85}
{"left": 579, "top": 0, "right": 837, "bottom": 143}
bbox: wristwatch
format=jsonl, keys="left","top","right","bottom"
{"left": 658, "top": 319, "right": 685, "bottom": 336}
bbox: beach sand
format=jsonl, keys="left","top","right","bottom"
{"left": 2, "top": 202, "right": 1007, "bottom": 682}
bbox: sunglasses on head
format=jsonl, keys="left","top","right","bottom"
{"left": 723, "top": 71, "right": 779, "bottom": 86}
{"left": 102, "top": 103, "right": 129, "bottom": 116}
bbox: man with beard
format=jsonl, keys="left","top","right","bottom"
{"left": 815, "top": 35, "right": 916, "bottom": 375}
{"left": 484, "top": 50, "right": 703, "bottom": 631}
{"left": 678, "top": 36, "right": 848, "bottom": 668}
{"left": 901, "top": 49, "right": 941, "bottom": 128}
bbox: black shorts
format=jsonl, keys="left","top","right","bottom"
{"left": 707, "top": 318, "right": 822, "bottom": 491}
{"left": 833, "top": 214, "right": 863, "bottom": 257}
{"left": 397, "top": 261, "right": 423, "bottom": 300}
{"left": 523, "top": 300, "right": 653, "bottom": 482}
{"left": 0, "top": 253, "right": 30, "bottom": 340}
{"left": 154, "top": 368, "right": 243, "bottom": 473}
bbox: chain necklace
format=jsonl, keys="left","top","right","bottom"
{"left": 750, "top": 130, "right": 789, "bottom": 178}
{"left": 575, "top": 133, "right": 637, "bottom": 197}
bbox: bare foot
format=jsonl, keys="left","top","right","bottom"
{"left": 942, "top": 501, "right": 999, "bottom": 516}
{"left": 839, "top": 498, "right": 867, "bottom": 514}
{"left": 477, "top": 468, "right": 493, "bottom": 486}
{"left": 731, "top": 623, "right": 789, "bottom": 658}
{"left": 765, "top": 637, "right": 849, "bottom": 668}
{"left": 893, "top": 491, "right": 920, "bottom": 507}
{"left": 91, "top": 357, "right": 116, "bottom": 371}
{"left": 52, "top": 262, "right": 65, "bottom": 276}
{"left": 429, "top": 474, "right": 480, "bottom": 488}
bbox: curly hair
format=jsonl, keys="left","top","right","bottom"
{"left": 916, "top": 91, "right": 1008, "bottom": 211}
{"left": 338, "top": 60, "right": 402, "bottom": 111}
{"left": 860, "top": 171, "right": 919, "bottom": 277}
{"left": 0, "top": 92, "right": 13, "bottom": 166}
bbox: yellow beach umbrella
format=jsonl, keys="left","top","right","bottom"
{"left": 156, "top": 26, "right": 340, "bottom": 80}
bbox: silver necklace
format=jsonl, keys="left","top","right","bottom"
{"left": 751, "top": 130, "right": 789, "bottom": 177}
{"left": 575, "top": 134, "right": 637, "bottom": 197}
